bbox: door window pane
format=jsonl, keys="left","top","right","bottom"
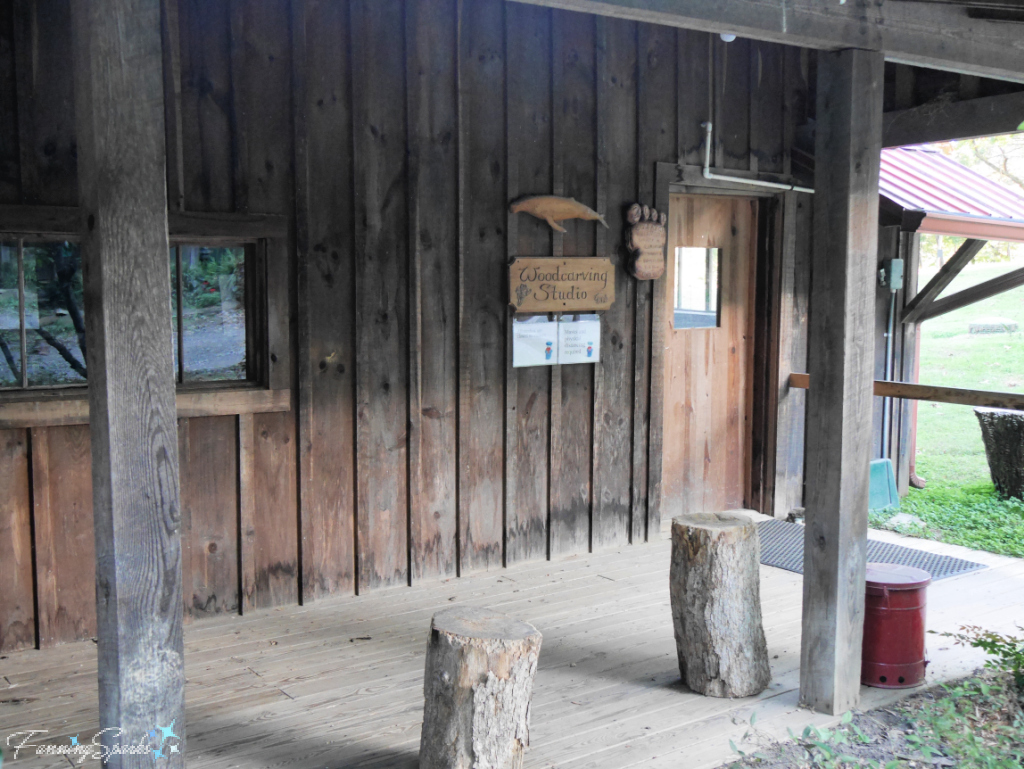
{"left": 0, "top": 241, "right": 20, "bottom": 387}
{"left": 25, "top": 242, "right": 87, "bottom": 386}
{"left": 674, "top": 247, "right": 721, "bottom": 329}
{"left": 180, "top": 246, "right": 246, "bottom": 382}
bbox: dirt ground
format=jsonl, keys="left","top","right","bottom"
{"left": 718, "top": 671, "right": 1005, "bottom": 768}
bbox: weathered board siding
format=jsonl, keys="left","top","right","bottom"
{"left": 0, "top": 0, "right": 806, "bottom": 650}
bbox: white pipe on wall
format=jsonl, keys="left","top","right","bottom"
{"left": 701, "top": 122, "right": 815, "bottom": 195}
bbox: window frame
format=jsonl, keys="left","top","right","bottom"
{"left": 0, "top": 233, "right": 269, "bottom": 396}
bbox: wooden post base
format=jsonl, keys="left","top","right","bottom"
{"left": 670, "top": 511, "right": 771, "bottom": 698}
{"left": 420, "top": 606, "right": 542, "bottom": 769}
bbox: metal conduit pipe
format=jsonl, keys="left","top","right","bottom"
{"left": 701, "top": 122, "right": 815, "bottom": 195}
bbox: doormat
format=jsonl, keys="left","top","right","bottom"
{"left": 758, "top": 518, "right": 986, "bottom": 581}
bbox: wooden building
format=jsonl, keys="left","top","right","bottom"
{"left": 1, "top": 0, "right": 1023, "bottom": 762}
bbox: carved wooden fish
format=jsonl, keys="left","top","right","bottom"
{"left": 509, "top": 195, "right": 609, "bottom": 233}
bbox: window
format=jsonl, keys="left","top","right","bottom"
{"left": 0, "top": 237, "right": 256, "bottom": 391}
{"left": 169, "top": 245, "right": 250, "bottom": 383}
{"left": 673, "top": 246, "right": 721, "bottom": 329}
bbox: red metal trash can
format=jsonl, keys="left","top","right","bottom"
{"left": 861, "top": 563, "right": 931, "bottom": 689}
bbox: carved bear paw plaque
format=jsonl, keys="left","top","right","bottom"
{"left": 626, "top": 203, "right": 667, "bottom": 280}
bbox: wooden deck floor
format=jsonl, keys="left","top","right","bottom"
{"left": 2, "top": 525, "right": 1023, "bottom": 769}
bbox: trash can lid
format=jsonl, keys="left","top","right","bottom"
{"left": 865, "top": 563, "right": 931, "bottom": 591}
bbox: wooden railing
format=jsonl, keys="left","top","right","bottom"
{"left": 789, "top": 372, "right": 1024, "bottom": 411}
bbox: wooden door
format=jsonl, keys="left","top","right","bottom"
{"left": 661, "top": 194, "right": 758, "bottom": 521}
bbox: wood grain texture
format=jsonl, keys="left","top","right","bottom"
{"left": 713, "top": 35, "right": 749, "bottom": 171}
{"left": 14, "top": 0, "right": 77, "bottom": 206}
{"left": 591, "top": 17, "right": 637, "bottom": 549}
{"left": 238, "top": 0, "right": 300, "bottom": 608}
{"left": 505, "top": 1, "right": 552, "bottom": 565}
{"left": 549, "top": 9, "right": 596, "bottom": 558}
{"left": 179, "top": 0, "right": 234, "bottom": 212}
{"left": 237, "top": 413, "right": 256, "bottom": 612}
{"left": 161, "top": 0, "right": 186, "bottom": 212}
{"left": 0, "top": 428, "right": 34, "bottom": 651}
{"left": 677, "top": 29, "right": 711, "bottom": 168}
{"left": 30, "top": 426, "right": 96, "bottom": 648}
{"left": 352, "top": 0, "right": 409, "bottom": 590}
{"left": 179, "top": 416, "right": 239, "bottom": 618}
{"left": 458, "top": 0, "right": 506, "bottom": 573}
{"left": 0, "top": 4, "right": 19, "bottom": 203}
{"left": 634, "top": 22, "right": 675, "bottom": 541}
{"left": 749, "top": 41, "right": 785, "bottom": 175}
{"left": 294, "top": 0, "right": 356, "bottom": 599}
{"left": 800, "top": 47, "right": 884, "bottom": 716}
{"left": 408, "top": 0, "right": 459, "bottom": 582}
{"left": 662, "top": 196, "right": 757, "bottom": 524}
{"left": 73, "top": 0, "right": 186, "bottom": 756}
{"left": 772, "top": 192, "right": 810, "bottom": 518}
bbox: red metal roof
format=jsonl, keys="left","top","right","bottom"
{"left": 880, "top": 146, "right": 1024, "bottom": 242}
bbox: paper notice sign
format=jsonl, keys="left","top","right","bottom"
{"left": 558, "top": 318, "right": 600, "bottom": 364}
{"left": 512, "top": 320, "right": 558, "bottom": 368}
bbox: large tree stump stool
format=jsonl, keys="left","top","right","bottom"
{"left": 670, "top": 511, "right": 771, "bottom": 698}
{"left": 975, "top": 407, "right": 1024, "bottom": 500}
{"left": 420, "top": 607, "right": 542, "bottom": 769}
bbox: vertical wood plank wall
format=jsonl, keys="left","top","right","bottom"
{"left": 0, "top": 0, "right": 804, "bottom": 650}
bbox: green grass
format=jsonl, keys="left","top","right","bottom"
{"left": 870, "top": 261, "right": 1024, "bottom": 556}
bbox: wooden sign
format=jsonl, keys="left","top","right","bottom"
{"left": 626, "top": 203, "right": 667, "bottom": 280}
{"left": 509, "top": 257, "right": 615, "bottom": 313}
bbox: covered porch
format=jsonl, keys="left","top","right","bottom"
{"left": 3, "top": 525, "right": 1021, "bottom": 769}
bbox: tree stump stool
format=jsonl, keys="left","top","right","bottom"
{"left": 420, "top": 606, "right": 542, "bottom": 769}
{"left": 975, "top": 407, "right": 1024, "bottom": 500}
{"left": 670, "top": 511, "right": 771, "bottom": 698}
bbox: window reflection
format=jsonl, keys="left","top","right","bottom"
{"left": 673, "top": 247, "right": 720, "bottom": 329}
{"left": 0, "top": 241, "right": 21, "bottom": 387}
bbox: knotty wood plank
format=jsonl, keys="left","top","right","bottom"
{"left": 293, "top": 0, "right": 356, "bottom": 599}
{"left": 179, "top": 416, "right": 239, "bottom": 618}
{"left": 407, "top": 0, "right": 459, "bottom": 582}
{"left": 0, "top": 388, "right": 290, "bottom": 429}
{"left": 30, "top": 425, "right": 95, "bottom": 649}
{"left": 771, "top": 192, "right": 810, "bottom": 518}
{"left": 713, "top": 35, "right": 750, "bottom": 171}
{"left": 237, "top": 0, "right": 300, "bottom": 608}
{"left": 178, "top": 0, "right": 233, "bottom": 212}
{"left": 351, "top": 0, "right": 410, "bottom": 589}
{"left": 161, "top": 0, "right": 186, "bottom": 212}
{"left": 0, "top": 428, "right": 33, "bottom": 651}
{"left": 634, "top": 22, "right": 675, "bottom": 540}
{"left": 591, "top": 17, "right": 636, "bottom": 549}
{"left": 14, "top": 0, "right": 77, "bottom": 206}
{"left": 550, "top": 9, "right": 597, "bottom": 557}
{"left": 676, "top": 29, "right": 711, "bottom": 167}
{"left": 749, "top": 41, "right": 785, "bottom": 175}
{"left": 801, "top": 47, "right": 884, "bottom": 716}
{"left": 457, "top": 0, "right": 506, "bottom": 573}
{"left": 237, "top": 413, "right": 256, "bottom": 612}
{"left": 72, "top": 0, "right": 185, "bottom": 753}
{"left": 0, "top": 4, "right": 18, "bottom": 203}
{"left": 504, "top": 1, "right": 552, "bottom": 565}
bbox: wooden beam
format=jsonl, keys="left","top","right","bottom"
{"left": 790, "top": 372, "right": 1024, "bottom": 410}
{"left": 0, "top": 204, "right": 287, "bottom": 241}
{"left": 0, "top": 389, "right": 291, "bottom": 429}
{"left": 508, "top": 0, "right": 1024, "bottom": 83}
{"left": 883, "top": 90, "right": 1024, "bottom": 148}
{"left": 902, "top": 238, "right": 986, "bottom": 325}
{"left": 71, "top": 0, "right": 185, "bottom": 762}
{"left": 916, "top": 264, "right": 1024, "bottom": 322}
{"left": 801, "top": 48, "right": 883, "bottom": 716}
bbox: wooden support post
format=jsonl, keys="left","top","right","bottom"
{"left": 800, "top": 47, "right": 884, "bottom": 716}
{"left": 72, "top": 0, "right": 185, "bottom": 763}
